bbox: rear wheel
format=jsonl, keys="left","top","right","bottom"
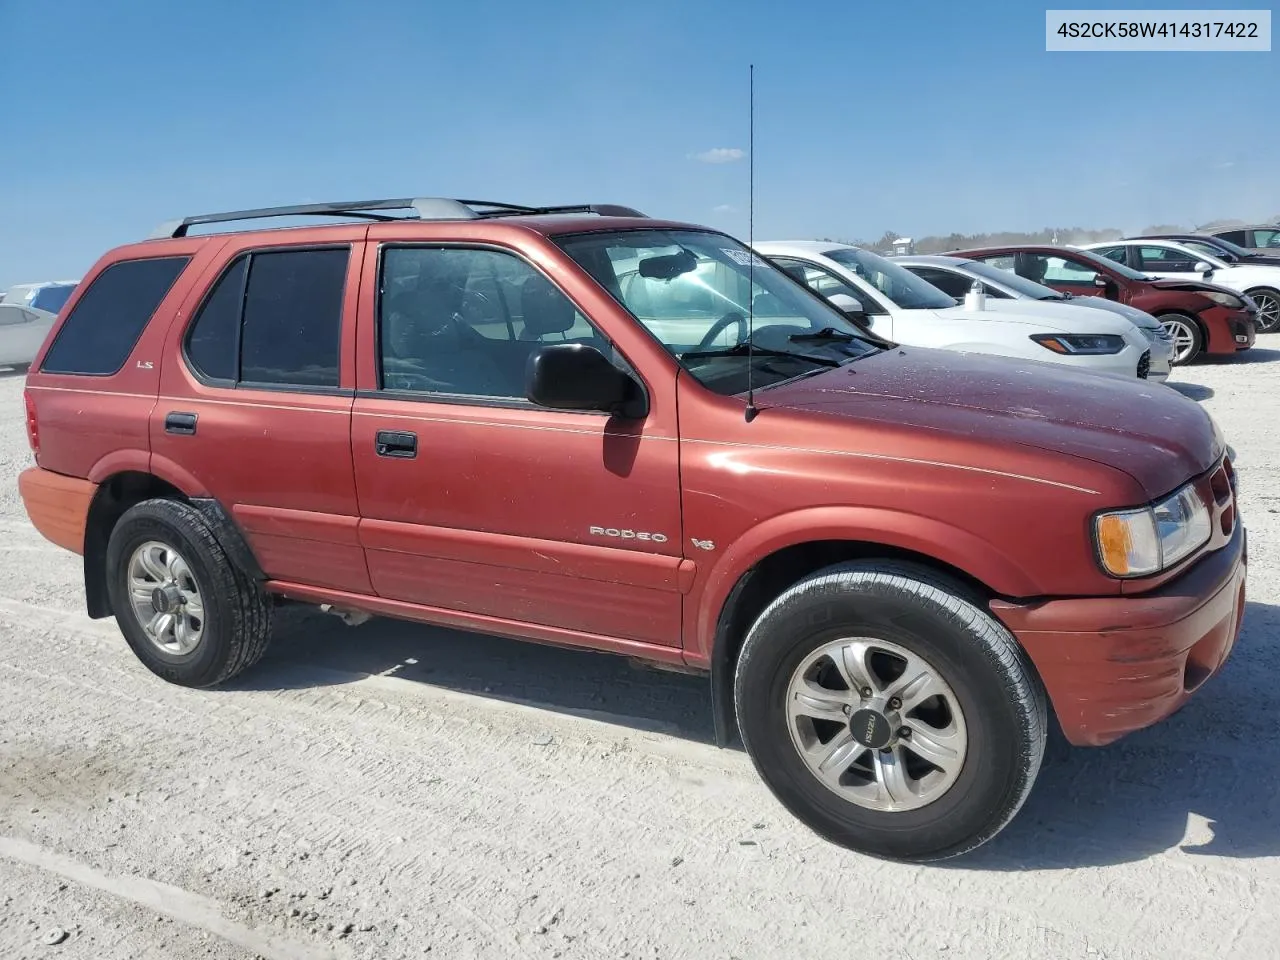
{"left": 1245, "top": 287, "right": 1280, "bottom": 333}
{"left": 105, "top": 499, "right": 273, "bottom": 687}
{"left": 1159, "top": 313, "right": 1203, "bottom": 364}
{"left": 734, "top": 560, "right": 1046, "bottom": 862}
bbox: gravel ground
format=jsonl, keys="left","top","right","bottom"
{"left": 2, "top": 350, "right": 1279, "bottom": 960}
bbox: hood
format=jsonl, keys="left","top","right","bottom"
{"left": 972, "top": 298, "right": 1147, "bottom": 334}
{"left": 763, "top": 346, "right": 1220, "bottom": 499}
{"left": 1146, "top": 276, "right": 1237, "bottom": 296}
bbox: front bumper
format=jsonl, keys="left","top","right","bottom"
{"left": 1199, "top": 305, "right": 1256, "bottom": 354}
{"left": 991, "top": 522, "right": 1247, "bottom": 747}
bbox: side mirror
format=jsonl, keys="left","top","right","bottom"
{"left": 526, "top": 343, "right": 647, "bottom": 418}
{"left": 1093, "top": 275, "right": 1110, "bottom": 288}
{"left": 1194, "top": 261, "right": 1214, "bottom": 275}
{"left": 826, "top": 292, "right": 867, "bottom": 318}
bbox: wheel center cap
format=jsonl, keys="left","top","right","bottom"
{"left": 850, "top": 708, "right": 893, "bottom": 749}
{"left": 151, "top": 583, "right": 182, "bottom": 615}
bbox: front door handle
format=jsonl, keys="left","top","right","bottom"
{"left": 165, "top": 412, "right": 198, "bottom": 435}
{"left": 375, "top": 430, "right": 417, "bottom": 459}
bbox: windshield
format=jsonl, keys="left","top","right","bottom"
{"left": 1191, "top": 235, "right": 1251, "bottom": 258}
{"left": 956, "top": 259, "right": 1065, "bottom": 300}
{"left": 556, "top": 229, "right": 880, "bottom": 396}
{"left": 822, "top": 247, "right": 955, "bottom": 310}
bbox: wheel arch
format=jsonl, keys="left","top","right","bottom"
{"left": 82, "top": 470, "right": 262, "bottom": 619}
{"left": 702, "top": 510, "right": 1037, "bottom": 748}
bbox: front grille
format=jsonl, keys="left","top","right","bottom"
{"left": 1137, "top": 349, "right": 1151, "bottom": 379}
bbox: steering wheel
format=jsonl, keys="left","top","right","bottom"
{"left": 694, "top": 311, "right": 749, "bottom": 352}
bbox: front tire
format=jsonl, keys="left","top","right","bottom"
{"left": 734, "top": 561, "right": 1046, "bottom": 862}
{"left": 1159, "top": 313, "right": 1203, "bottom": 364}
{"left": 105, "top": 499, "right": 273, "bottom": 687}
{"left": 1245, "top": 287, "right": 1280, "bottom": 334}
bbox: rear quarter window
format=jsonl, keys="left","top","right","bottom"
{"left": 39, "top": 257, "right": 190, "bottom": 375}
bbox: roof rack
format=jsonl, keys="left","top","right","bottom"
{"left": 149, "top": 198, "right": 648, "bottom": 239}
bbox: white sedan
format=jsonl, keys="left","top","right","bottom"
{"left": 893, "top": 253, "right": 1174, "bottom": 377}
{"left": 755, "top": 241, "right": 1159, "bottom": 381}
{"left": 1080, "top": 239, "right": 1280, "bottom": 333}
{"left": 0, "top": 303, "right": 56, "bottom": 369}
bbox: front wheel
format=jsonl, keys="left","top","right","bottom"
{"left": 1245, "top": 288, "right": 1280, "bottom": 333}
{"left": 1160, "top": 313, "right": 1203, "bottom": 364}
{"left": 734, "top": 561, "right": 1047, "bottom": 862}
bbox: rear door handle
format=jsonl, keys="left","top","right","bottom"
{"left": 375, "top": 430, "right": 417, "bottom": 458}
{"left": 165, "top": 412, "right": 198, "bottom": 435}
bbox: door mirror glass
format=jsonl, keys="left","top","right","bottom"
{"left": 526, "top": 343, "right": 647, "bottom": 418}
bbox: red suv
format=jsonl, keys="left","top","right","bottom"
{"left": 19, "top": 198, "right": 1247, "bottom": 862}
{"left": 950, "top": 244, "right": 1257, "bottom": 364}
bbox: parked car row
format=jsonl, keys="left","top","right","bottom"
{"left": 941, "top": 244, "right": 1261, "bottom": 364}
{"left": 756, "top": 241, "right": 1174, "bottom": 380}
{"left": 17, "top": 196, "right": 1248, "bottom": 864}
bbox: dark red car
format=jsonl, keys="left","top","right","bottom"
{"left": 950, "top": 244, "right": 1257, "bottom": 364}
{"left": 19, "top": 198, "right": 1246, "bottom": 862}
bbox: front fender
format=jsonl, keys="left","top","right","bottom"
{"left": 692, "top": 505, "right": 1041, "bottom": 662}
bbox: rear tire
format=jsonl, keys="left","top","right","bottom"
{"left": 105, "top": 498, "right": 273, "bottom": 687}
{"left": 734, "top": 560, "right": 1046, "bottom": 862}
{"left": 1245, "top": 287, "right": 1280, "bottom": 333}
{"left": 1159, "top": 313, "right": 1203, "bottom": 364}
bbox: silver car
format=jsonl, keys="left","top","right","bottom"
{"left": 895, "top": 254, "right": 1176, "bottom": 378}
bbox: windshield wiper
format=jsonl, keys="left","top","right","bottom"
{"left": 789, "top": 326, "right": 857, "bottom": 343}
{"left": 681, "top": 342, "right": 842, "bottom": 367}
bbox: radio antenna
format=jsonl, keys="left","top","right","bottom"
{"left": 744, "top": 63, "right": 758, "bottom": 423}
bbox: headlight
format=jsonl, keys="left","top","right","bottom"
{"left": 1031, "top": 333, "right": 1127, "bottom": 355}
{"left": 1095, "top": 482, "right": 1212, "bottom": 578}
{"left": 1199, "top": 290, "right": 1243, "bottom": 309}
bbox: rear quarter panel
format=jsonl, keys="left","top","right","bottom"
{"left": 24, "top": 238, "right": 228, "bottom": 481}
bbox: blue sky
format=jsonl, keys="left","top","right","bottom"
{"left": 1, "top": 0, "right": 1276, "bottom": 287}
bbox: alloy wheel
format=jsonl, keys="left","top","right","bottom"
{"left": 785, "top": 637, "right": 968, "bottom": 812}
{"left": 1162, "top": 318, "right": 1198, "bottom": 363}
{"left": 1251, "top": 292, "right": 1280, "bottom": 333}
{"left": 127, "top": 540, "right": 206, "bottom": 655}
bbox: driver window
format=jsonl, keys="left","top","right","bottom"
{"left": 378, "top": 246, "right": 605, "bottom": 400}
{"left": 1040, "top": 256, "right": 1097, "bottom": 284}
{"left": 1138, "top": 246, "right": 1199, "bottom": 272}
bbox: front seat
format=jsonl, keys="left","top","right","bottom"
{"left": 384, "top": 266, "right": 510, "bottom": 396}
{"left": 518, "top": 273, "right": 585, "bottom": 343}
{"left": 1020, "top": 255, "right": 1048, "bottom": 284}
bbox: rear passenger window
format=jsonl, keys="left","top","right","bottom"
{"left": 39, "top": 257, "right": 189, "bottom": 376}
{"left": 183, "top": 247, "right": 348, "bottom": 389}
{"left": 241, "top": 249, "right": 347, "bottom": 387}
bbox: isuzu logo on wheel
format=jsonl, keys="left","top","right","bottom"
{"left": 589, "top": 526, "right": 668, "bottom": 543}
